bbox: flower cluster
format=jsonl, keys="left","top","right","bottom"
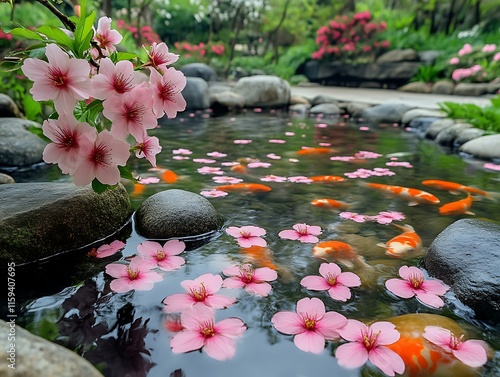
{"left": 115, "top": 19, "right": 162, "bottom": 46}
{"left": 15, "top": 14, "right": 187, "bottom": 191}
{"left": 174, "top": 41, "right": 226, "bottom": 61}
{"left": 446, "top": 43, "right": 500, "bottom": 83}
{"left": 312, "top": 11, "right": 390, "bottom": 63}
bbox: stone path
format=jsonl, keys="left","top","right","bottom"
{"left": 291, "top": 84, "right": 493, "bottom": 110}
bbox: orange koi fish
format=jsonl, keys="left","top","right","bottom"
{"left": 161, "top": 169, "right": 178, "bottom": 184}
{"left": 240, "top": 245, "right": 278, "bottom": 270}
{"left": 438, "top": 194, "right": 475, "bottom": 216}
{"left": 215, "top": 183, "right": 272, "bottom": 192}
{"left": 360, "top": 181, "right": 440, "bottom": 206}
{"left": 387, "top": 313, "right": 490, "bottom": 377}
{"left": 309, "top": 175, "right": 346, "bottom": 183}
{"left": 230, "top": 164, "right": 247, "bottom": 174}
{"left": 312, "top": 240, "right": 370, "bottom": 269}
{"left": 296, "top": 147, "right": 336, "bottom": 156}
{"left": 422, "top": 179, "right": 498, "bottom": 201}
{"left": 311, "top": 198, "right": 351, "bottom": 210}
{"left": 132, "top": 183, "right": 146, "bottom": 196}
{"left": 377, "top": 223, "right": 422, "bottom": 258}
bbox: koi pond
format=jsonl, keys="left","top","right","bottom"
{"left": 5, "top": 109, "right": 500, "bottom": 377}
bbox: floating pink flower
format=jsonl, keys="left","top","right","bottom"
{"left": 260, "top": 175, "right": 287, "bottom": 182}
{"left": 233, "top": 139, "right": 252, "bottom": 144}
{"left": 149, "top": 67, "right": 187, "bottom": 118}
{"left": 300, "top": 263, "right": 361, "bottom": 302}
{"left": 271, "top": 297, "right": 347, "bottom": 354}
{"left": 162, "top": 273, "right": 236, "bottom": 313}
{"left": 330, "top": 156, "right": 355, "bottom": 162}
{"left": 21, "top": 44, "right": 91, "bottom": 115}
{"left": 288, "top": 176, "right": 312, "bottom": 183}
{"left": 278, "top": 223, "right": 322, "bottom": 243}
{"left": 385, "top": 266, "right": 450, "bottom": 308}
{"left": 336, "top": 320, "right": 405, "bottom": 376}
{"left": 285, "top": 131, "right": 295, "bottom": 136}
{"left": 170, "top": 305, "right": 246, "bottom": 361}
{"left": 138, "top": 177, "right": 160, "bottom": 184}
{"left": 366, "top": 211, "right": 405, "bottom": 224}
{"left": 172, "top": 148, "right": 192, "bottom": 155}
{"left": 137, "top": 240, "right": 185, "bottom": 271}
{"left": 266, "top": 153, "right": 281, "bottom": 160}
{"left": 193, "top": 158, "right": 216, "bottom": 164}
{"left": 41, "top": 113, "right": 97, "bottom": 174}
{"left": 91, "top": 58, "right": 146, "bottom": 99}
{"left": 226, "top": 225, "right": 267, "bottom": 248}
{"left": 105, "top": 256, "right": 163, "bottom": 293}
{"left": 386, "top": 161, "right": 413, "bottom": 168}
{"left": 134, "top": 135, "right": 162, "bottom": 167}
{"left": 423, "top": 326, "right": 488, "bottom": 367}
{"left": 197, "top": 166, "right": 224, "bottom": 175}
{"left": 93, "top": 16, "right": 122, "bottom": 55}
{"left": 222, "top": 264, "right": 278, "bottom": 297}
{"left": 200, "top": 189, "right": 228, "bottom": 198}
{"left": 268, "top": 139, "right": 286, "bottom": 144}
{"left": 484, "top": 162, "right": 500, "bottom": 171}
{"left": 247, "top": 161, "right": 271, "bottom": 168}
{"left": 207, "top": 151, "right": 227, "bottom": 158}
{"left": 92, "top": 240, "right": 125, "bottom": 258}
{"left": 339, "top": 211, "right": 366, "bottom": 223}
{"left": 212, "top": 176, "right": 243, "bottom": 184}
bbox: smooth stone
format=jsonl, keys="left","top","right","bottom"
{"left": 0, "top": 118, "right": 47, "bottom": 167}
{"left": 425, "top": 118, "right": 455, "bottom": 140}
{"left": 459, "top": 134, "right": 500, "bottom": 159}
{"left": 435, "top": 122, "right": 473, "bottom": 146}
{"left": 401, "top": 108, "right": 446, "bottom": 124}
{"left": 232, "top": 75, "right": 291, "bottom": 108}
{"left": 181, "top": 77, "right": 210, "bottom": 111}
{"left": 357, "top": 103, "right": 415, "bottom": 124}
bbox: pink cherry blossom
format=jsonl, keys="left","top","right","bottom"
{"left": 93, "top": 17, "right": 123, "bottom": 55}
{"left": 172, "top": 148, "right": 192, "bottom": 155}
{"left": 484, "top": 162, "right": 500, "bottom": 171}
{"left": 266, "top": 153, "right": 281, "bottom": 160}
{"left": 170, "top": 305, "right": 246, "bottom": 361}
{"left": 21, "top": 44, "right": 91, "bottom": 115}
{"left": 102, "top": 85, "right": 157, "bottom": 142}
{"left": 145, "top": 42, "right": 179, "bottom": 71}
{"left": 268, "top": 139, "right": 286, "bottom": 144}
{"left": 260, "top": 175, "right": 287, "bottom": 182}
{"left": 222, "top": 264, "right": 278, "bottom": 297}
{"left": 134, "top": 135, "right": 162, "bottom": 167}
{"left": 385, "top": 266, "right": 450, "bottom": 308}
{"left": 226, "top": 225, "right": 267, "bottom": 248}
{"left": 458, "top": 43, "right": 473, "bottom": 56}
{"left": 137, "top": 240, "right": 185, "bottom": 271}
{"left": 105, "top": 256, "right": 163, "bottom": 293}
{"left": 278, "top": 223, "right": 322, "bottom": 243}
{"left": 233, "top": 139, "right": 252, "bottom": 144}
{"left": 355, "top": 151, "right": 383, "bottom": 159}
{"left": 247, "top": 161, "right": 271, "bottom": 168}
{"left": 92, "top": 240, "right": 125, "bottom": 258}
{"left": 197, "top": 166, "right": 224, "bottom": 175}
{"left": 336, "top": 320, "right": 405, "bottom": 376}
{"left": 288, "top": 176, "right": 313, "bottom": 183}
{"left": 423, "top": 326, "right": 488, "bottom": 367}
{"left": 271, "top": 297, "right": 347, "bottom": 354}
{"left": 41, "top": 113, "right": 97, "bottom": 174}
{"left": 285, "top": 131, "right": 295, "bottom": 136}
{"left": 365, "top": 211, "right": 405, "bottom": 224}
{"left": 386, "top": 161, "right": 413, "bottom": 168}
{"left": 200, "top": 189, "right": 228, "bottom": 198}
{"left": 193, "top": 158, "right": 216, "bottom": 164}
{"left": 207, "top": 151, "right": 227, "bottom": 158}
{"left": 162, "top": 273, "right": 237, "bottom": 313}
{"left": 149, "top": 67, "right": 186, "bottom": 118}
{"left": 138, "top": 177, "right": 160, "bottom": 184}
{"left": 330, "top": 156, "right": 355, "bottom": 162}
{"left": 481, "top": 44, "right": 496, "bottom": 53}
{"left": 300, "top": 263, "right": 361, "bottom": 301}
{"left": 91, "top": 58, "right": 147, "bottom": 99}
{"left": 339, "top": 211, "right": 366, "bottom": 223}
{"left": 72, "top": 130, "right": 130, "bottom": 186}
{"left": 212, "top": 176, "right": 243, "bottom": 184}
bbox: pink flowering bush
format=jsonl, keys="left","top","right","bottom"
{"left": 312, "top": 11, "right": 390, "bottom": 63}
{"left": 446, "top": 43, "right": 500, "bottom": 83}
{"left": 6, "top": 7, "right": 187, "bottom": 192}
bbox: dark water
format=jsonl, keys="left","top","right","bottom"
{"left": 5, "top": 109, "right": 500, "bottom": 377}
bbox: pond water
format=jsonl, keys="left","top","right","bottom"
{"left": 5, "top": 109, "right": 500, "bottom": 377}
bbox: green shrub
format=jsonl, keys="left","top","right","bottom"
{"left": 438, "top": 96, "right": 500, "bottom": 133}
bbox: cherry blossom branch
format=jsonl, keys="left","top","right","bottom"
{"left": 35, "top": 0, "right": 76, "bottom": 32}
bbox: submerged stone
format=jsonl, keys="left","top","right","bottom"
{"left": 0, "top": 182, "right": 133, "bottom": 265}
{"left": 424, "top": 219, "right": 500, "bottom": 323}
{"left": 134, "top": 189, "right": 226, "bottom": 247}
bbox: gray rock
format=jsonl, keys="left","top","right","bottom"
{"left": 181, "top": 62, "right": 217, "bottom": 81}
{"left": 310, "top": 94, "right": 339, "bottom": 106}
{"left": 289, "top": 95, "right": 310, "bottom": 106}
{"left": 232, "top": 75, "right": 291, "bottom": 108}
{"left": 460, "top": 134, "right": 500, "bottom": 159}
{"left": 0, "top": 118, "right": 47, "bottom": 167}
{"left": 401, "top": 108, "right": 446, "bottom": 124}
{"left": 424, "top": 219, "right": 500, "bottom": 323}
{"left": 418, "top": 50, "right": 442, "bottom": 66}
{"left": 289, "top": 103, "right": 310, "bottom": 117}
{"left": 210, "top": 91, "right": 245, "bottom": 112}
{"left": 357, "top": 103, "right": 415, "bottom": 124}
{"left": 308, "top": 103, "right": 340, "bottom": 115}
{"left": 0, "top": 182, "right": 132, "bottom": 265}
{"left": 486, "top": 82, "right": 500, "bottom": 94}
{"left": 0, "top": 94, "right": 23, "bottom": 118}
{"left": 0, "top": 320, "right": 104, "bottom": 377}
{"left": 425, "top": 118, "right": 455, "bottom": 139}
{"left": 347, "top": 102, "right": 372, "bottom": 116}
{"left": 454, "top": 128, "right": 486, "bottom": 147}
{"left": 181, "top": 77, "right": 210, "bottom": 111}
{"left": 376, "top": 48, "right": 419, "bottom": 63}
{"left": 134, "top": 189, "right": 226, "bottom": 242}
{"left": 435, "top": 122, "right": 473, "bottom": 146}
{"left": 408, "top": 117, "right": 445, "bottom": 136}
{"left": 453, "top": 83, "right": 490, "bottom": 96}
{"left": 398, "top": 81, "right": 432, "bottom": 93}
{"left": 0, "top": 173, "right": 14, "bottom": 184}
{"left": 432, "top": 80, "right": 455, "bottom": 95}
{"left": 208, "top": 83, "right": 233, "bottom": 95}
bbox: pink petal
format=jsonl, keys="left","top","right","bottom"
{"left": 338, "top": 319, "right": 365, "bottom": 342}
{"left": 215, "top": 317, "right": 247, "bottom": 338}
{"left": 370, "top": 322, "right": 400, "bottom": 345}
{"left": 316, "top": 311, "right": 347, "bottom": 339}
{"left": 192, "top": 273, "right": 223, "bottom": 294}
{"left": 157, "top": 256, "right": 185, "bottom": 271}
{"left": 245, "top": 282, "right": 272, "bottom": 297}
{"left": 222, "top": 277, "right": 246, "bottom": 289}
{"left": 423, "top": 326, "right": 454, "bottom": 349}
{"left": 368, "top": 346, "right": 406, "bottom": 376}
{"left": 180, "top": 305, "right": 214, "bottom": 330}
{"left": 305, "top": 225, "right": 322, "bottom": 235}
{"left": 414, "top": 291, "right": 445, "bottom": 308}
{"left": 105, "top": 263, "right": 127, "bottom": 278}
{"left": 170, "top": 331, "right": 205, "bottom": 354}
{"left": 109, "top": 278, "right": 133, "bottom": 293}
{"left": 271, "top": 312, "right": 303, "bottom": 335}
{"left": 328, "top": 285, "right": 352, "bottom": 301}
{"left": 421, "top": 279, "right": 450, "bottom": 296}
{"left": 319, "top": 262, "right": 341, "bottom": 277}
{"left": 278, "top": 229, "right": 300, "bottom": 240}
{"left": 297, "top": 297, "right": 325, "bottom": 317}
{"left": 238, "top": 236, "right": 267, "bottom": 248}
{"left": 337, "top": 272, "right": 361, "bottom": 287}
{"left": 204, "top": 334, "right": 237, "bottom": 360}
{"left": 164, "top": 239, "right": 186, "bottom": 255}
{"left": 162, "top": 293, "right": 196, "bottom": 313}
{"left": 335, "top": 342, "right": 369, "bottom": 368}
{"left": 253, "top": 267, "right": 278, "bottom": 282}
{"left": 398, "top": 265, "right": 423, "bottom": 280}
{"left": 453, "top": 340, "right": 488, "bottom": 367}
{"left": 298, "top": 235, "right": 319, "bottom": 243}
{"left": 300, "top": 276, "right": 330, "bottom": 291}
{"left": 204, "top": 294, "right": 237, "bottom": 309}
{"left": 385, "top": 278, "right": 416, "bottom": 299}
{"left": 294, "top": 331, "right": 326, "bottom": 354}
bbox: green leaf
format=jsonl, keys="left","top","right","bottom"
{"left": 91, "top": 178, "right": 113, "bottom": 193}
{"left": 116, "top": 51, "right": 140, "bottom": 61}
{"left": 36, "top": 25, "right": 74, "bottom": 49}
{"left": 73, "top": 10, "right": 96, "bottom": 57}
{"left": 118, "top": 165, "right": 137, "bottom": 182}
{"left": 23, "top": 94, "right": 43, "bottom": 121}
{"left": 9, "top": 27, "right": 44, "bottom": 41}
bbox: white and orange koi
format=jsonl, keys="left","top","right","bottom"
{"left": 309, "top": 175, "right": 346, "bottom": 183}
{"left": 311, "top": 198, "right": 351, "bottom": 210}
{"left": 312, "top": 240, "right": 371, "bottom": 269}
{"left": 422, "top": 179, "right": 499, "bottom": 201}
{"left": 360, "top": 181, "right": 440, "bottom": 206}
{"left": 438, "top": 193, "right": 475, "bottom": 216}
{"left": 377, "top": 224, "right": 422, "bottom": 258}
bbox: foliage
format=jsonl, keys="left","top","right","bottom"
{"left": 312, "top": 11, "right": 390, "bottom": 64}
{"left": 410, "top": 64, "right": 445, "bottom": 83}
{"left": 438, "top": 96, "right": 500, "bottom": 133}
